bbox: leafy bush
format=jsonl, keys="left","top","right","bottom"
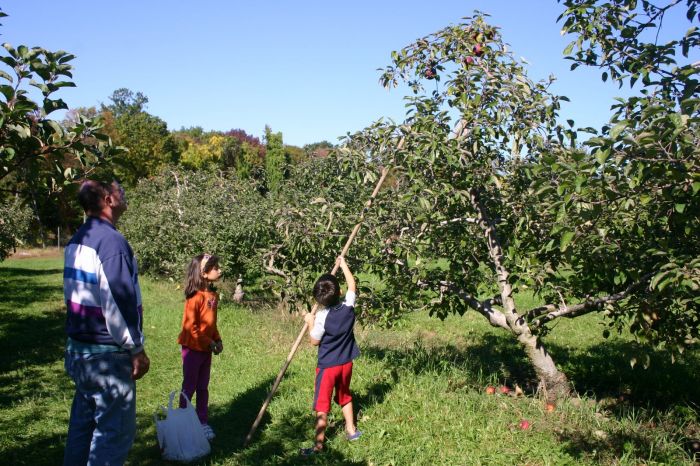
{"left": 0, "top": 199, "right": 32, "bottom": 260}
{"left": 120, "top": 169, "right": 275, "bottom": 290}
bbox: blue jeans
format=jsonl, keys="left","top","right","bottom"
{"left": 63, "top": 350, "right": 136, "bottom": 466}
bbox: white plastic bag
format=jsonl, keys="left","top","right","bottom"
{"left": 154, "top": 390, "right": 211, "bottom": 462}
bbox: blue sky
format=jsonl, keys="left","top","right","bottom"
{"left": 2, "top": 1, "right": 696, "bottom": 147}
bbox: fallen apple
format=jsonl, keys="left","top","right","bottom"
{"left": 499, "top": 385, "right": 510, "bottom": 394}
{"left": 546, "top": 403, "right": 556, "bottom": 412}
{"left": 519, "top": 419, "right": 531, "bottom": 430}
{"left": 485, "top": 386, "right": 496, "bottom": 395}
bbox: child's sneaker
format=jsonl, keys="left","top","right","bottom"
{"left": 299, "top": 446, "right": 323, "bottom": 457}
{"left": 346, "top": 430, "right": 362, "bottom": 441}
{"left": 202, "top": 424, "right": 216, "bottom": 441}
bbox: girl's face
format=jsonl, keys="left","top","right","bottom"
{"left": 202, "top": 264, "right": 222, "bottom": 283}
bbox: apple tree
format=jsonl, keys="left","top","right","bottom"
{"left": 267, "top": 4, "right": 698, "bottom": 399}
{"left": 0, "top": 8, "right": 121, "bottom": 255}
{"left": 262, "top": 152, "right": 379, "bottom": 309}
{"left": 544, "top": 0, "right": 700, "bottom": 357}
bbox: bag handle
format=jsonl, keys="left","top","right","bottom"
{"left": 154, "top": 404, "right": 168, "bottom": 420}
{"left": 168, "top": 390, "right": 193, "bottom": 410}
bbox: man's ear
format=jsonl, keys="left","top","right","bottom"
{"left": 104, "top": 193, "right": 114, "bottom": 207}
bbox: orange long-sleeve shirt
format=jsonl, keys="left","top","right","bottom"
{"left": 177, "top": 290, "right": 221, "bottom": 352}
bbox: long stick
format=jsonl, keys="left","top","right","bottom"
{"left": 243, "top": 162, "right": 394, "bottom": 446}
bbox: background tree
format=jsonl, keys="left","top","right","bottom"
{"left": 284, "top": 144, "right": 306, "bottom": 165}
{"left": 303, "top": 140, "right": 335, "bottom": 158}
{"left": 179, "top": 132, "right": 227, "bottom": 170}
{"left": 101, "top": 88, "right": 179, "bottom": 185}
{"left": 264, "top": 125, "right": 286, "bottom": 194}
{"left": 222, "top": 128, "right": 265, "bottom": 178}
{"left": 120, "top": 169, "right": 275, "bottom": 292}
{"left": 105, "top": 87, "right": 148, "bottom": 117}
{"left": 0, "top": 196, "right": 32, "bottom": 259}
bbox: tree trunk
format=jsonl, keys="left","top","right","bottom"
{"left": 233, "top": 276, "right": 245, "bottom": 303}
{"left": 470, "top": 188, "right": 571, "bottom": 400}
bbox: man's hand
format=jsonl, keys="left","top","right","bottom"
{"left": 131, "top": 350, "right": 150, "bottom": 380}
{"left": 214, "top": 341, "right": 224, "bottom": 355}
{"left": 303, "top": 312, "right": 315, "bottom": 328}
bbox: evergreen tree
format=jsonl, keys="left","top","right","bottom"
{"left": 264, "top": 126, "right": 286, "bottom": 194}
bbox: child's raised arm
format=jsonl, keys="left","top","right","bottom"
{"left": 337, "top": 256, "right": 356, "bottom": 293}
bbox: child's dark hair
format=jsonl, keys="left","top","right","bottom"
{"left": 185, "top": 253, "right": 220, "bottom": 298}
{"left": 313, "top": 273, "right": 340, "bottom": 307}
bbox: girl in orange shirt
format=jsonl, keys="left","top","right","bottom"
{"left": 177, "top": 253, "right": 223, "bottom": 441}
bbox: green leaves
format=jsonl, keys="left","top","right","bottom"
{"left": 559, "top": 230, "right": 575, "bottom": 252}
{"left": 0, "top": 18, "right": 120, "bottom": 262}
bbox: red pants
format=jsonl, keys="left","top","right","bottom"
{"left": 312, "top": 361, "right": 353, "bottom": 413}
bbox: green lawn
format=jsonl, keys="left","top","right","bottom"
{"left": 1, "top": 254, "right": 698, "bottom": 465}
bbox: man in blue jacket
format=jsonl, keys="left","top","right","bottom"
{"left": 63, "top": 180, "right": 150, "bottom": 466}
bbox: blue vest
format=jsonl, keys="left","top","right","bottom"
{"left": 317, "top": 303, "right": 360, "bottom": 368}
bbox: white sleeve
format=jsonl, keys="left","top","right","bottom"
{"left": 310, "top": 308, "right": 329, "bottom": 340}
{"left": 343, "top": 290, "right": 356, "bottom": 307}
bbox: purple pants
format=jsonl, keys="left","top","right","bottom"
{"left": 180, "top": 346, "right": 212, "bottom": 424}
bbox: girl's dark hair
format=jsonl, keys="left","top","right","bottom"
{"left": 185, "top": 254, "right": 220, "bottom": 298}
{"left": 313, "top": 273, "right": 340, "bottom": 307}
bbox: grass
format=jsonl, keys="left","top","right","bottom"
{"left": 1, "top": 252, "right": 698, "bottom": 465}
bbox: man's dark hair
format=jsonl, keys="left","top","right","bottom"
{"left": 77, "top": 180, "right": 115, "bottom": 213}
{"left": 313, "top": 273, "right": 340, "bottom": 307}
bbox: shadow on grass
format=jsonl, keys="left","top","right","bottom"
{"left": 0, "top": 306, "right": 65, "bottom": 376}
{"left": 555, "top": 424, "right": 693, "bottom": 465}
{"left": 362, "top": 332, "right": 538, "bottom": 391}
{"left": 0, "top": 431, "right": 67, "bottom": 466}
{"left": 218, "top": 377, "right": 367, "bottom": 466}
{"left": 546, "top": 339, "right": 700, "bottom": 409}
{"left": 362, "top": 332, "right": 700, "bottom": 410}
{"left": 0, "top": 264, "right": 65, "bottom": 380}
{"left": 0, "top": 266, "right": 63, "bottom": 309}
{"left": 361, "top": 331, "right": 699, "bottom": 463}
{"left": 129, "top": 377, "right": 367, "bottom": 465}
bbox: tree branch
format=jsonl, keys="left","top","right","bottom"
{"left": 527, "top": 274, "right": 653, "bottom": 327}
{"left": 263, "top": 245, "right": 288, "bottom": 280}
{"left": 417, "top": 278, "right": 510, "bottom": 330}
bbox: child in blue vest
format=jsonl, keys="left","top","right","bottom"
{"left": 300, "top": 256, "right": 362, "bottom": 456}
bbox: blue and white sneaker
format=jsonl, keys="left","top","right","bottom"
{"left": 202, "top": 424, "right": 216, "bottom": 441}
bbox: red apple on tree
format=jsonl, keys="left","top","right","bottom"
{"left": 473, "top": 44, "right": 484, "bottom": 57}
{"left": 464, "top": 56, "right": 474, "bottom": 66}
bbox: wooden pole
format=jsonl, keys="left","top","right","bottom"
{"left": 243, "top": 162, "right": 394, "bottom": 446}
